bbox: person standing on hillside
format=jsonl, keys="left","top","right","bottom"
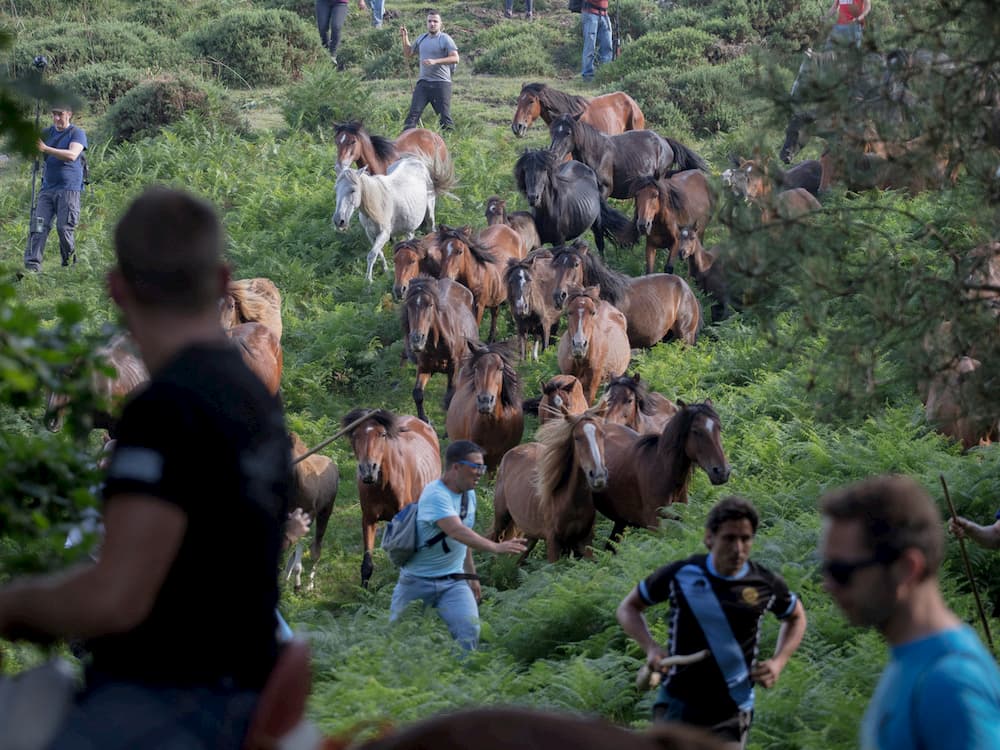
{"left": 617, "top": 497, "right": 807, "bottom": 749}
{"left": 580, "top": 0, "right": 613, "bottom": 81}
{"left": 389, "top": 440, "right": 526, "bottom": 650}
{"left": 0, "top": 186, "right": 294, "bottom": 748}
{"left": 25, "top": 105, "right": 86, "bottom": 272}
{"left": 819, "top": 474, "right": 1000, "bottom": 749}
{"left": 400, "top": 10, "right": 460, "bottom": 132}
{"left": 825, "top": 0, "right": 870, "bottom": 49}
{"left": 315, "top": 0, "right": 369, "bottom": 65}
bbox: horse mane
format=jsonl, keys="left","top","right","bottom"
{"left": 560, "top": 113, "right": 606, "bottom": 155}
{"left": 553, "top": 244, "right": 628, "bottom": 307}
{"left": 457, "top": 341, "right": 521, "bottom": 409}
{"left": 342, "top": 407, "right": 401, "bottom": 439}
{"left": 665, "top": 180, "right": 688, "bottom": 213}
{"left": 514, "top": 149, "right": 558, "bottom": 192}
{"left": 394, "top": 239, "right": 422, "bottom": 257}
{"left": 400, "top": 275, "right": 440, "bottom": 330}
{"left": 629, "top": 175, "right": 660, "bottom": 197}
{"left": 227, "top": 278, "right": 282, "bottom": 338}
{"left": 533, "top": 405, "right": 605, "bottom": 515}
{"left": 638, "top": 401, "right": 720, "bottom": 493}
{"left": 523, "top": 83, "right": 589, "bottom": 117}
{"left": 289, "top": 431, "right": 309, "bottom": 457}
{"left": 607, "top": 374, "right": 657, "bottom": 416}
{"left": 439, "top": 225, "right": 497, "bottom": 267}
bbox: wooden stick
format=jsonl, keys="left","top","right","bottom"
{"left": 292, "top": 410, "right": 373, "bottom": 466}
{"left": 940, "top": 474, "right": 995, "bottom": 651}
{"left": 636, "top": 649, "right": 710, "bottom": 690}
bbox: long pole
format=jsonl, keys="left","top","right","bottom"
{"left": 291, "top": 410, "right": 373, "bottom": 465}
{"left": 940, "top": 474, "right": 994, "bottom": 651}
{"left": 25, "top": 95, "right": 43, "bottom": 259}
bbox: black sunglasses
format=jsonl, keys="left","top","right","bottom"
{"left": 820, "top": 557, "right": 885, "bottom": 586}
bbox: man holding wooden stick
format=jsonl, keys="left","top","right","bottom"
{"left": 819, "top": 474, "right": 1000, "bottom": 750}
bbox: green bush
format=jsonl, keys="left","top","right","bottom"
{"left": 124, "top": 0, "right": 190, "bottom": 36}
{"left": 53, "top": 64, "right": 145, "bottom": 113}
{"left": 603, "top": 28, "right": 715, "bottom": 79}
{"left": 667, "top": 60, "right": 758, "bottom": 134}
{"left": 282, "top": 66, "right": 372, "bottom": 133}
{"left": 611, "top": 0, "right": 661, "bottom": 43}
{"left": 618, "top": 67, "right": 694, "bottom": 133}
{"left": 184, "top": 9, "right": 321, "bottom": 87}
{"left": 102, "top": 74, "right": 244, "bottom": 142}
{"left": 262, "top": 0, "right": 315, "bottom": 18}
{"left": 473, "top": 33, "right": 558, "bottom": 77}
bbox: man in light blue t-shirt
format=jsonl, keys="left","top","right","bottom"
{"left": 819, "top": 474, "right": 1000, "bottom": 750}
{"left": 389, "top": 440, "right": 525, "bottom": 649}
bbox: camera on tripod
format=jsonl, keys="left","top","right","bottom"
{"left": 32, "top": 55, "right": 48, "bottom": 71}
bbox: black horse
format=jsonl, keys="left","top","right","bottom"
{"left": 513, "top": 149, "right": 634, "bottom": 258}
{"left": 548, "top": 114, "right": 707, "bottom": 200}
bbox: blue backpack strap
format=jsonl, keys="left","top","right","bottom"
{"left": 675, "top": 563, "right": 754, "bottom": 711}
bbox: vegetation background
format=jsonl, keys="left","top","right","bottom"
{"left": 0, "top": 0, "right": 997, "bottom": 747}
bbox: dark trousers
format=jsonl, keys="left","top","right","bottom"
{"left": 653, "top": 690, "right": 753, "bottom": 750}
{"left": 25, "top": 189, "right": 80, "bottom": 270}
{"left": 403, "top": 80, "right": 454, "bottom": 131}
{"left": 316, "top": 0, "right": 349, "bottom": 57}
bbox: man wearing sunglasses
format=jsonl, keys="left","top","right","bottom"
{"left": 819, "top": 474, "right": 1000, "bottom": 750}
{"left": 389, "top": 440, "right": 526, "bottom": 649}
{"left": 617, "top": 496, "right": 807, "bottom": 749}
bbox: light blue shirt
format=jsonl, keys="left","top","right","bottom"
{"left": 402, "top": 478, "right": 476, "bottom": 577}
{"left": 861, "top": 626, "right": 1000, "bottom": 750}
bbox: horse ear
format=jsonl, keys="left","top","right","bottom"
{"left": 572, "top": 112, "right": 583, "bottom": 122}
{"left": 632, "top": 372, "right": 641, "bottom": 383}
{"left": 703, "top": 398, "right": 713, "bottom": 407}
{"left": 462, "top": 225, "right": 473, "bottom": 237}
{"left": 586, "top": 284, "right": 600, "bottom": 298}
{"left": 677, "top": 399, "right": 687, "bottom": 409}
{"left": 727, "top": 153, "right": 740, "bottom": 167}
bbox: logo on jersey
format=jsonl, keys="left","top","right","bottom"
{"left": 741, "top": 586, "right": 760, "bottom": 605}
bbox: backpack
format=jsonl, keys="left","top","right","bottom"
{"left": 381, "top": 491, "right": 469, "bottom": 567}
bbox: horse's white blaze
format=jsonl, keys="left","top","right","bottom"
{"left": 704, "top": 418, "right": 715, "bottom": 434}
{"left": 583, "top": 422, "right": 602, "bottom": 469}
{"left": 446, "top": 241, "right": 454, "bottom": 254}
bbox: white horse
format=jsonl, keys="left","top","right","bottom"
{"left": 333, "top": 155, "right": 452, "bottom": 283}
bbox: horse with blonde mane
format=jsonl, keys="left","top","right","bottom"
{"left": 220, "top": 277, "right": 283, "bottom": 341}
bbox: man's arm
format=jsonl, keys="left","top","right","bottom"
{"left": 425, "top": 50, "right": 459, "bottom": 67}
{"left": 617, "top": 587, "right": 669, "bottom": 670}
{"left": 38, "top": 139, "right": 84, "bottom": 163}
{"left": 400, "top": 26, "right": 413, "bottom": 58}
{"left": 750, "top": 598, "right": 807, "bottom": 688}
{"left": 826, "top": 0, "right": 838, "bottom": 18}
{"left": 0, "top": 495, "right": 185, "bottom": 642}
{"left": 434, "top": 515, "right": 526, "bottom": 554}
{"left": 949, "top": 516, "right": 1000, "bottom": 550}
{"left": 857, "top": 0, "right": 871, "bottom": 21}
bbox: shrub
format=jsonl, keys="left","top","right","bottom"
{"left": 666, "top": 60, "right": 759, "bottom": 134}
{"left": 283, "top": 66, "right": 372, "bottom": 133}
{"left": 611, "top": 0, "right": 661, "bottom": 43}
{"left": 618, "top": 67, "right": 693, "bottom": 133}
{"left": 124, "top": 0, "right": 189, "bottom": 36}
{"left": 473, "top": 33, "right": 558, "bottom": 77}
{"left": 53, "top": 64, "right": 145, "bottom": 113}
{"left": 102, "top": 74, "right": 244, "bottom": 142}
{"left": 184, "top": 9, "right": 321, "bottom": 87}
{"left": 262, "top": 0, "right": 315, "bottom": 18}
{"left": 602, "top": 27, "right": 715, "bottom": 79}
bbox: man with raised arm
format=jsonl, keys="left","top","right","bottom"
{"left": 400, "top": 10, "right": 459, "bottom": 132}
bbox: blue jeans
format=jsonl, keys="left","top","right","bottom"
{"left": 581, "top": 11, "right": 612, "bottom": 79}
{"left": 390, "top": 571, "right": 480, "bottom": 649}
{"left": 26, "top": 189, "right": 81, "bottom": 269}
{"left": 825, "top": 22, "right": 862, "bottom": 49}
{"left": 369, "top": 0, "right": 384, "bottom": 27}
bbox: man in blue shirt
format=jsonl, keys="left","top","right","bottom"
{"left": 819, "top": 474, "right": 1000, "bottom": 750}
{"left": 26, "top": 105, "right": 87, "bottom": 271}
{"left": 389, "top": 440, "right": 526, "bottom": 649}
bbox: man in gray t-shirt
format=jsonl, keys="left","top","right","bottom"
{"left": 400, "top": 10, "right": 459, "bottom": 131}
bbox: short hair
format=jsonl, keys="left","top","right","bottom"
{"left": 819, "top": 474, "right": 944, "bottom": 577}
{"left": 113, "top": 186, "right": 224, "bottom": 312}
{"left": 426, "top": 9, "right": 442, "bottom": 18}
{"left": 445, "top": 440, "right": 482, "bottom": 468}
{"left": 706, "top": 496, "right": 759, "bottom": 534}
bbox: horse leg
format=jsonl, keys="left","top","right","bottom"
{"left": 517, "top": 538, "right": 538, "bottom": 566}
{"left": 604, "top": 521, "right": 627, "bottom": 552}
{"left": 361, "top": 518, "right": 377, "bottom": 588}
{"left": 663, "top": 242, "right": 677, "bottom": 275}
{"left": 645, "top": 239, "right": 657, "bottom": 275}
{"left": 308, "top": 498, "right": 335, "bottom": 592}
{"left": 366, "top": 230, "right": 391, "bottom": 282}
{"left": 413, "top": 371, "right": 431, "bottom": 423}
{"left": 487, "top": 306, "right": 499, "bottom": 343}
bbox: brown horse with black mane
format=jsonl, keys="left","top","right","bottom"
{"left": 445, "top": 341, "right": 524, "bottom": 472}
{"left": 286, "top": 432, "right": 339, "bottom": 592}
{"left": 392, "top": 237, "right": 443, "bottom": 301}
{"left": 220, "top": 277, "right": 283, "bottom": 341}
{"left": 504, "top": 249, "right": 561, "bottom": 361}
{"left": 400, "top": 276, "right": 480, "bottom": 423}
{"left": 557, "top": 286, "right": 631, "bottom": 404}
{"left": 485, "top": 195, "right": 542, "bottom": 252}
{"left": 491, "top": 405, "right": 609, "bottom": 562}
{"left": 603, "top": 372, "right": 677, "bottom": 435}
{"left": 341, "top": 408, "right": 441, "bottom": 587}
{"left": 522, "top": 373, "right": 589, "bottom": 424}
{"left": 726, "top": 158, "right": 821, "bottom": 223}
{"left": 334, "top": 120, "right": 451, "bottom": 177}
{"left": 593, "top": 400, "right": 731, "bottom": 547}
{"left": 511, "top": 83, "right": 645, "bottom": 137}
{"left": 632, "top": 171, "right": 715, "bottom": 275}
{"left": 676, "top": 227, "right": 731, "bottom": 323}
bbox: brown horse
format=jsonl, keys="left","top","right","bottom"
{"left": 632, "top": 171, "right": 716, "bottom": 275}
{"left": 728, "top": 158, "right": 821, "bottom": 223}
{"left": 227, "top": 322, "right": 283, "bottom": 396}
{"left": 550, "top": 242, "right": 702, "bottom": 348}
{"left": 438, "top": 223, "right": 526, "bottom": 342}
{"left": 557, "top": 286, "right": 631, "bottom": 404}
{"left": 676, "top": 226, "right": 731, "bottom": 323}
{"left": 504, "top": 249, "right": 561, "bottom": 361}
{"left": 341, "top": 408, "right": 441, "bottom": 587}
{"left": 511, "top": 83, "right": 645, "bottom": 137}
{"left": 220, "top": 277, "right": 283, "bottom": 342}
{"left": 392, "top": 237, "right": 443, "bottom": 301}
{"left": 603, "top": 372, "right": 677, "bottom": 435}
{"left": 400, "top": 276, "right": 480, "bottom": 423}
{"left": 723, "top": 155, "right": 822, "bottom": 198}
{"left": 287, "top": 432, "right": 340, "bottom": 591}
{"left": 924, "top": 356, "right": 999, "bottom": 450}
{"left": 593, "top": 400, "right": 731, "bottom": 546}
{"left": 491, "top": 406, "right": 609, "bottom": 562}
{"left": 537, "top": 374, "right": 589, "bottom": 423}
{"left": 334, "top": 120, "right": 451, "bottom": 177}
{"left": 445, "top": 341, "right": 524, "bottom": 472}
{"left": 45, "top": 331, "right": 149, "bottom": 437}
{"left": 484, "top": 195, "right": 541, "bottom": 252}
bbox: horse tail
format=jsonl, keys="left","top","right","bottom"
{"left": 666, "top": 138, "right": 709, "bottom": 173}
{"left": 599, "top": 201, "right": 637, "bottom": 248}
{"left": 424, "top": 151, "right": 458, "bottom": 201}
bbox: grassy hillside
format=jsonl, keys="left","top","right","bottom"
{"left": 1, "top": 1, "right": 998, "bottom": 748}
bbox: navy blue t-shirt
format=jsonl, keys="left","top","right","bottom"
{"left": 41, "top": 125, "right": 87, "bottom": 191}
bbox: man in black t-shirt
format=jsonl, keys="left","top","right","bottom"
{"left": 617, "top": 497, "right": 807, "bottom": 749}
{"left": 0, "top": 186, "right": 293, "bottom": 748}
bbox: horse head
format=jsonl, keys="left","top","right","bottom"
{"left": 505, "top": 259, "right": 533, "bottom": 318}
{"left": 334, "top": 120, "right": 364, "bottom": 172}
{"left": 485, "top": 195, "right": 506, "bottom": 225}
{"left": 402, "top": 278, "right": 439, "bottom": 353}
{"left": 438, "top": 225, "right": 475, "bottom": 280}
{"left": 392, "top": 240, "right": 422, "bottom": 300}
{"left": 678, "top": 399, "right": 731, "bottom": 485}
{"left": 466, "top": 340, "right": 518, "bottom": 415}
{"left": 604, "top": 373, "right": 647, "bottom": 429}
{"left": 677, "top": 226, "right": 701, "bottom": 260}
{"left": 514, "top": 149, "right": 555, "bottom": 208}
{"left": 548, "top": 113, "right": 577, "bottom": 160}
{"left": 512, "top": 84, "right": 543, "bottom": 137}
{"left": 631, "top": 177, "right": 663, "bottom": 237}
{"left": 540, "top": 374, "right": 587, "bottom": 422}
{"left": 566, "top": 286, "right": 601, "bottom": 359}
{"left": 569, "top": 407, "right": 609, "bottom": 490}
{"left": 343, "top": 408, "right": 398, "bottom": 485}
{"left": 332, "top": 169, "right": 362, "bottom": 230}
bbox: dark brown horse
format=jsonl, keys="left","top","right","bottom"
{"left": 511, "top": 83, "right": 646, "bottom": 137}
{"left": 392, "top": 236, "right": 443, "bottom": 301}
{"left": 548, "top": 114, "right": 706, "bottom": 200}
{"left": 727, "top": 158, "right": 821, "bottom": 223}
{"left": 557, "top": 287, "right": 631, "bottom": 404}
{"left": 723, "top": 155, "right": 822, "bottom": 198}
{"left": 504, "top": 249, "right": 561, "bottom": 361}
{"left": 334, "top": 120, "right": 451, "bottom": 177}
{"left": 676, "top": 226, "right": 731, "bottom": 323}
{"left": 438, "top": 224, "right": 526, "bottom": 342}
{"left": 341, "top": 408, "right": 441, "bottom": 587}
{"left": 286, "top": 432, "right": 339, "bottom": 591}
{"left": 491, "top": 406, "right": 609, "bottom": 562}
{"left": 45, "top": 331, "right": 149, "bottom": 437}
{"left": 550, "top": 242, "right": 702, "bottom": 348}
{"left": 227, "top": 322, "right": 283, "bottom": 396}
{"left": 400, "top": 276, "right": 480, "bottom": 423}
{"left": 632, "top": 171, "right": 715, "bottom": 274}
{"left": 602, "top": 373, "right": 677, "bottom": 435}
{"left": 220, "top": 277, "right": 283, "bottom": 341}
{"left": 485, "top": 195, "right": 541, "bottom": 252}
{"left": 445, "top": 341, "right": 524, "bottom": 472}
{"left": 593, "top": 400, "right": 731, "bottom": 546}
